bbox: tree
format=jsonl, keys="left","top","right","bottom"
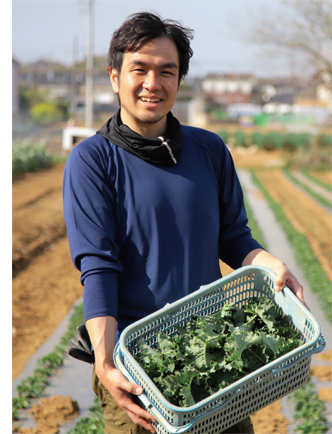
{"left": 250, "top": 0, "right": 332, "bottom": 89}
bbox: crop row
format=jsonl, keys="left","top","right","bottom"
{"left": 12, "top": 302, "right": 85, "bottom": 421}
{"left": 251, "top": 169, "right": 331, "bottom": 323}
{"left": 283, "top": 169, "right": 332, "bottom": 211}
{"left": 218, "top": 130, "right": 332, "bottom": 151}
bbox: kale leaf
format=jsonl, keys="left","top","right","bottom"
{"left": 135, "top": 297, "right": 302, "bottom": 407}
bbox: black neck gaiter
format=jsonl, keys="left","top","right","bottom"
{"left": 96, "top": 110, "right": 184, "bottom": 166}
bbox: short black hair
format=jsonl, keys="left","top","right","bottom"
{"left": 107, "top": 12, "right": 194, "bottom": 81}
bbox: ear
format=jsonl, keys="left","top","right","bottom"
{"left": 109, "top": 66, "right": 119, "bottom": 93}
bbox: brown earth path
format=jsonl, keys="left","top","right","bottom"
{"left": 310, "top": 169, "right": 332, "bottom": 187}
{"left": 12, "top": 164, "right": 82, "bottom": 381}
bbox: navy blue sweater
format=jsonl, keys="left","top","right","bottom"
{"left": 63, "top": 124, "right": 262, "bottom": 339}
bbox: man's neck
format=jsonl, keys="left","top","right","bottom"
{"left": 119, "top": 110, "right": 168, "bottom": 140}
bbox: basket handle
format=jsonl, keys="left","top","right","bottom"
{"left": 271, "top": 334, "right": 326, "bottom": 375}
{"left": 140, "top": 387, "right": 241, "bottom": 434}
{"left": 113, "top": 343, "right": 241, "bottom": 434}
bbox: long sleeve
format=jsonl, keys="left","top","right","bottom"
{"left": 63, "top": 136, "right": 123, "bottom": 321}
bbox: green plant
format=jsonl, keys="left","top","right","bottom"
{"left": 264, "top": 131, "right": 285, "bottom": 150}
{"left": 12, "top": 302, "right": 84, "bottom": 420}
{"left": 12, "top": 140, "right": 53, "bottom": 177}
{"left": 282, "top": 132, "right": 311, "bottom": 151}
{"left": 136, "top": 297, "right": 301, "bottom": 407}
{"left": 234, "top": 130, "right": 246, "bottom": 147}
{"left": 289, "top": 378, "right": 328, "bottom": 434}
{"left": 67, "top": 397, "right": 104, "bottom": 434}
{"left": 251, "top": 131, "right": 265, "bottom": 149}
{"left": 30, "top": 101, "right": 67, "bottom": 124}
{"left": 218, "top": 130, "right": 229, "bottom": 144}
{"left": 19, "top": 86, "right": 46, "bottom": 111}
{"left": 319, "top": 134, "right": 332, "bottom": 148}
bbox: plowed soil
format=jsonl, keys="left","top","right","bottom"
{"left": 254, "top": 169, "right": 332, "bottom": 282}
{"left": 310, "top": 169, "right": 332, "bottom": 186}
{"left": 12, "top": 164, "right": 82, "bottom": 381}
{"left": 12, "top": 151, "right": 332, "bottom": 433}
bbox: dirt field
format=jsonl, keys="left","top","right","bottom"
{"left": 12, "top": 164, "right": 82, "bottom": 381}
{"left": 310, "top": 169, "right": 332, "bottom": 186}
{"left": 254, "top": 169, "right": 332, "bottom": 282}
{"left": 12, "top": 148, "right": 331, "bottom": 433}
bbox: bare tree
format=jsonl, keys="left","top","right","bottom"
{"left": 250, "top": 0, "right": 332, "bottom": 89}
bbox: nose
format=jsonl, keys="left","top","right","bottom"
{"left": 142, "top": 71, "right": 161, "bottom": 91}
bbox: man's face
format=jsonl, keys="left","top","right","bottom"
{"left": 109, "top": 37, "right": 181, "bottom": 139}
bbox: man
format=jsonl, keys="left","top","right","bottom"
{"left": 63, "top": 12, "right": 307, "bottom": 434}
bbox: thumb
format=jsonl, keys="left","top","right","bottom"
{"left": 122, "top": 379, "right": 143, "bottom": 396}
{"left": 274, "top": 277, "right": 285, "bottom": 292}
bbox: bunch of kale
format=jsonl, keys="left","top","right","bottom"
{"left": 135, "top": 297, "right": 302, "bottom": 407}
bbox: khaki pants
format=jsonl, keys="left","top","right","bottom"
{"left": 92, "top": 365, "right": 254, "bottom": 434}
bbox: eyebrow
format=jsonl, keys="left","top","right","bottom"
{"left": 128, "top": 60, "right": 178, "bottom": 70}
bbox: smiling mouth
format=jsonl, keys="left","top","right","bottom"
{"left": 139, "top": 97, "right": 162, "bottom": 103}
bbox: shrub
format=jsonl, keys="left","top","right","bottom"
{"left": 283, "top": 132, "right": 311, "bottom": 151}
{"left": 12, "top": 140, "right": 53, "bottom": 177}
{"left": 264, "top": 131, "right": 284, "bottom": 150}
{"left": 30, "top": 101, "right": 66, "bottom": 125}
{"left": 251, "top": 131, "right": 265, "bottom": 149}
{"left": 234, "top": 130, "right": 247, "bottom": 147}
{"left": 320, "top": 134, "right": 332, "bottom": 148}
{"left": 218, "top": 130, "right": 229, "bottom": 144}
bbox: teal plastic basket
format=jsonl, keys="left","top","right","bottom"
{"left": 114, "top": 266, "right": 325, "bottom": 434}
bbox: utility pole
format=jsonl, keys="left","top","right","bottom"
{"left": 85, "top": 0, "right": 94, "bottom": 128}
{"left": 71, "top": 35, "right": 78, "bottom": 115}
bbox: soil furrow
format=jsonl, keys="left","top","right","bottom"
{"left": 13, "top": 164, "right": 65, "bottom": 210}
{"left": 12, "top": 236, "right": 82, "bottom": 381}
{"left": 12, "top": 228, "right": 68, "bottom": 277}
{"left": 255, "top": 169, "right": 332, "bottom": 282}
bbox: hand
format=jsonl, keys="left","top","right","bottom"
{"left": 242, "top": 249, "right": 309, "bottom": 310}
{"left": 86, "top": 316, "right": 157, "bottom": 433}
{"left": 96, "top": 362, "right": 157, "bottom": 433}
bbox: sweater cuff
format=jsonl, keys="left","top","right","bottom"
{"left": 83, "top": 272, "right": 118, "bottom": 321}
{"left": 223, "top": 236, "right": 265, "bottom": 270}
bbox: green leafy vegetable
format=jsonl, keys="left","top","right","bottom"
{"left": 135, "top": 297, "right": 302, "bottom": 407}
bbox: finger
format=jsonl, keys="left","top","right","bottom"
{"left": 116, "top": 390, "right": 157, "bottom": 425}
{"left": 127, "top": 409, "right": 156, "bottom": 433}
{"left": 274, "top": 268, "right": 287, "bottom": 292}
{"left": 285, "top": 277, "right": 310, "bottom": 311}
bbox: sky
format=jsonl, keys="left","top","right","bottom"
{"left": 12, "top": 0, "right": 299, "bottom": 79}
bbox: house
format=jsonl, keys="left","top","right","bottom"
{"left": 202, "top": 73, "right": 257, "bottom": 108}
